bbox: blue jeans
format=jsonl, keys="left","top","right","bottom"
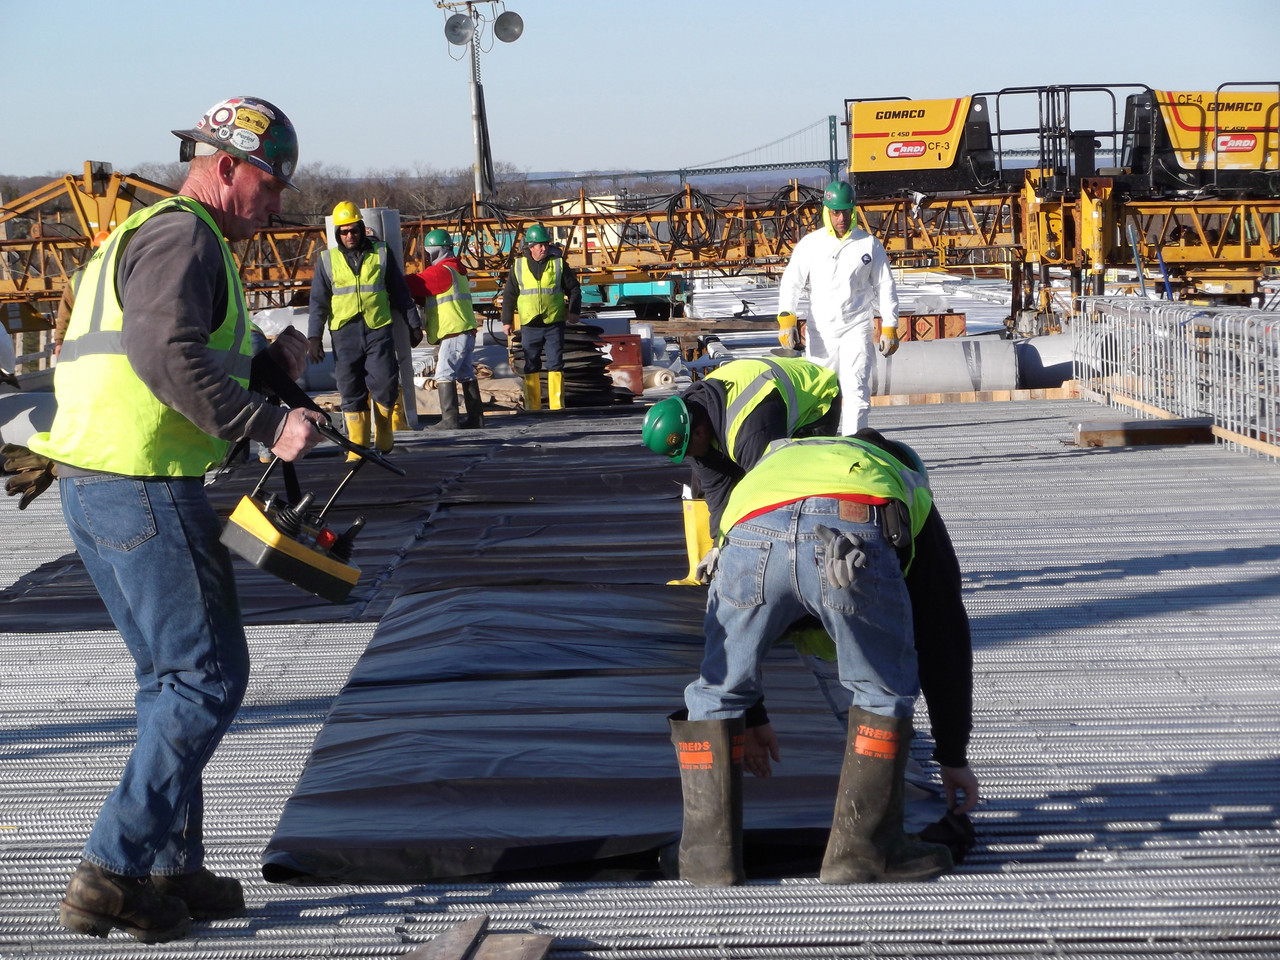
{"left": 686, "top": 497, "right": 918, "bottom": 721}
{"left": 332, "top": 318, "right": 399, "bottom": 410}
{"left": 520, "top": 321, "right": 565, "bottom": 373}
{"left": 435, "top": 330, "right": 476, "bottom": 382}
{"left": 59, "top": 475, "right": 249, "bottom": 877}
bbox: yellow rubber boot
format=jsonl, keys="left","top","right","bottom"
{"left": 391, "top": 390, "right": 410, "bottom": 430}
{"left": 523, "top": 373, "right": 542, "bottom": 411}
{"left": 372, "top": 402, "right": 395, "bottom": 453}
{"left": 344, "top": 411, "right": 370, "bottom": 462}
{"left": 668, "top": 499, "right": 714, "bottom": 586}
{"left": 548, "top": 370, "right": 564, "bottom": 410}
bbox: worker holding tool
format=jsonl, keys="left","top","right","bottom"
{"left": 640, "top": 355, "right": 841, "bottom": 583}
{"left": 406, "top": 229, "right": 483, "bottom": 430}
{"left": 668, "top": 428, "right": 979, "bottom": 886}
{"left": 25, "top": 97, "right": 325, "bottom": 942}
{"left": 54, "top": 229, "right": 110, "bottom": 359}
{"left": 500, "top": 223, "right": 581, "bottom": 411}
{"left": 778, "top": 180, "right": 901, "bottom": 434}
{"left": 307, "top": 202, "right": 424, "bottom": 457}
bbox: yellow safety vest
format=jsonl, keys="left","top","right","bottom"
{"left": 423, "top": 265, "right": 477, "bottom": 344}
{"left": 325, "top": 242, "right": 392, "bottom": 330}
{"left": 707, "top": 357, "right": 839, "bottom": 463}
{"left": 29, "top": 197, "right": 252, "bottom": 476}
{"left": 719, "top": 436, "right": 933, "bottom": 558}
{"left": 514, "top": 256, "right": 566, "bottom": 326}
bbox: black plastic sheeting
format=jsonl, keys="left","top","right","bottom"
{"left": 261, "top": 581, "right": 923, "bottom": 884}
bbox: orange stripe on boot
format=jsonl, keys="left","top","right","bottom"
{"left": 677, "top": 740, "right": 713, "bottom": 770}
{"left": 854, "top": 724, "right": 900, "bottom": 760}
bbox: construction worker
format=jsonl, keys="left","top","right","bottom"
{"left": 779, "top": 180, "right": 901, "bottom": 434}
{"left": 406, "top": 228, "right": 483, "bottom": 430}
{"left": 669, "top": 429, "right": 979, "bottom": 886}
{"left": 500, "top": 223, "right": 581, "bottom": 411}
{"left": 641, "top": 355, "right": 840, "bottom": 582}
{"left": 307, "top": 202, "right": 423, "bottom": 458}
{"left": 27, "top": 96, "right": 325, "bottom": 942}
{"left": 53, "top": 229, "right": 110, "bottom": 359}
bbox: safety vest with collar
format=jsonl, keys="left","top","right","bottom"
{"left": 323, "top": 242, "right": 392, "bottom": 330}
{"left": 29, "top": 197, "right": 252, "bottom": 477}
{"left": 514, "top": 256, "right": 566, "bottom": 326}
{"left": 706, "top": 356, "right": 839, "bottom": 463}
{"left": 718, "top": 435, "right": 933, "bottom": 565}
{"left": 423, "top": 265, "right": 477, "bottom": 344}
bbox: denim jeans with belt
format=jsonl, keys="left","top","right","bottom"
{"left": 434, "top": 329, "right": 476, "bottom": 382}
{"left": 686, "top": 497, "right": 918, "bottom": 722}
{"left": 59, "top": 475, "right": 250, "bottom": 877}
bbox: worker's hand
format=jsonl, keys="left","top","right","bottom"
{"left": 743, "top": 723, "right": 780, "bottom": 778}
{"left": 814, "top": 524, "right": 867, "bottom": 588}
{"left": 408, "top": 326, "right": 424, "bottom": 348}
{"left": 269, "top": 326, "right": 309, "bottom": 381}
{"left": 777, "top": 311, "right": 800, "bottom": 349}
{"left": 2, "top": 444, "right": 56, "bottom": 510}
{"left": 694, "top": 545, "right": 721, "bottom": 584}
{"left": 877, "top": 325, "right": 900, "bottom": 357}
{"left": 307, "top": 336, "right": 325, "bottom": 364}
{"left": 568, "top": 313, "right": 581, "bottom": 324}
{"left": 502, "top": 322, "right": 514, "bottom": 341}
{"left": 940, "top": 764, "right": 980, "bottom": 814}
{"left": 270, "top": 408, "right": 326, "bottom": 462}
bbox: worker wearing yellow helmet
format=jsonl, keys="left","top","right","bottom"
{"left": 307, "top": 201, "right": 424, "bottom": 458}
{"left": 779, "top": 180, "right": 901, "bottom": 434}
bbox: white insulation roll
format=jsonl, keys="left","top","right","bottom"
{"left": 643, "top": 366, "right": 676, "bottom": 389}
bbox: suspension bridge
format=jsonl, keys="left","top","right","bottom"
{"left": 525, "top": 116, "right": 846, "bottom": 190}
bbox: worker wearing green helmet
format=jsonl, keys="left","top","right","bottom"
{"left": 778, "top": 180, "right": 901, "bottom": 434}
{"left": 500, "top": 223, "right": 582, "bottom": 411}
{"left": 405, "top": 229, "right": 483, "bottom": 430}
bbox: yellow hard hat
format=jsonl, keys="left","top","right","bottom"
{"left": 332, "top": 201, "right": 361, "bottom": 227}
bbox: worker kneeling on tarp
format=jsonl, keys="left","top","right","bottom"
{"left": 667, "top": 429, "right": 980, "bottom": 886}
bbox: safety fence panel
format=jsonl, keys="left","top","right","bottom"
{"left": 1074, "top": 297, "right": 1280, "bottom": 461}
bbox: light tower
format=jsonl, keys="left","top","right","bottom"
{"left": 439, "top": 1, "right": 524, "bottom": 204}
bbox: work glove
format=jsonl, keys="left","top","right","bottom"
{"left": 777, "top": 311, "right": 800, "bottom": 350}
{"left": 307, "top": 336, "right": 325, "bottom": 364}
{"left": 408, "top": 326, "right": 424, "bottom": 348}
{"left": 2, "top": 444, "right": 57, "bottom": 510}
{"left": 814, "top": 524, "right": 867, "bottom": 588}
{"left": 877, "top": 324, "right": 900, "bottom": 357}
{"left": 694, "top": 545, "right": 721, "bottom": 584}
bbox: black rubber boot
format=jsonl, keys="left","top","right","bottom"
{"left": 819, "top": 707, "right": 953, "bottom": 883}
{"left": 431, "top": 381, "right": 460, "bottom": 430}
{"left": 152, "top": 868, "right": 245, "bottom": 920}
{"left": 668, "top": 710, "right": 745, "bottom": 886}
{"left": 461, "top": 379, "right": 485, "bottom": 428}
{"left": 59, "top": 860, "right": 191, "bottom": 943}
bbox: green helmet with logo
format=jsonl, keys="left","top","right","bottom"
{"left": 525, "top": 223, "right": 550, "bottom": 244}
{"left": 642, "top": 396, "right": 692, "bottom": 462}
{"left": 822, "top": 180, "right": 856, "bottom": 211}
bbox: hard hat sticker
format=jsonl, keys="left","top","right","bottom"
{"left": 235, "top": 108, "right": 270, "bottom": 135}
{"left": 230, "top": 129, "right": 261, "bottom": 153}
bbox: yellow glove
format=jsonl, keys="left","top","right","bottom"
{"left": 2, "top": 444, "right": 57, "bottom": 510}
{"left": 877, "top": 324, "right": 900, "bottom": 357}
{"left": 777, "top": 311, "right": 799, "bottom": 349}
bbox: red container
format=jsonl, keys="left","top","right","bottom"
{"left": 600, "top": 334, "right": 643, "bottom": 396}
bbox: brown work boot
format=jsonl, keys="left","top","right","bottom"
{"left": 152, "top": 867, "right": 245, "bottom": 920}
{"left": 59, "top": 860, "right": 191, "bottom": 943}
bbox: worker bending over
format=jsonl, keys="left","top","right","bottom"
{"left": 779, "top": 180, "right": 900, "bottom": 434}
{"left": 308, "top": 202, "right": 423, "bottom": 458}
{"left": 407, "top": 229, "right": 483, "bottom": 430}
{"left": 500, "top": 223, "right": 581, "bottom": 411}
{"left": 641, "top": 355, "right": 840, "bottom": 582}
{"left": 668, "top": 429, "right": 979, "bottom": 886}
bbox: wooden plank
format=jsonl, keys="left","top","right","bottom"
{"left": 473, "top": 934, "right": 555, "bottom": 960}
{"left": 1074, "top": 417, "right": 1215, "bottom": 448}
{"left": 400, "top": 916, "right": 489, "bottom": 960}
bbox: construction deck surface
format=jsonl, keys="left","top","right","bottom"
{"left": 2, "top": 396, "right": 1279, "bottom": 958}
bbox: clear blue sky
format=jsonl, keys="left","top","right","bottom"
{"left": 3, "top": 0, "right": 1278, "bottom": 179}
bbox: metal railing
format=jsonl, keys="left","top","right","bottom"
{"left": 1074, "top": 296, "right": 1280, "bottom": 460}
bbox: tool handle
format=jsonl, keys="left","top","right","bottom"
{"left": 314, "top": 420, "right": 406, "bottom": 476}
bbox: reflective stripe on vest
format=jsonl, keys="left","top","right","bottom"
{"left": 423, "top": 265, "right": 477, "bottom": 344}
{"left": 327, "top": 242, "right": 392, "bottom": 330}
{"left": 719, "top": 436, "right": 933, "bottom": 555}
{"left": 514, "top": 256, "right": 566, "bottom": 325}
{"left": 28, "top": 197, "right": 252, "bottom": 476}
{"left": 707, "top": 357, "right": 839, "bottom": 463}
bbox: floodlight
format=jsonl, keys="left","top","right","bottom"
{"left": 494, "top": 10, "right": 524, "bottom": 42}
{"left": 444, "top": 13, "right": 475, "bottom": 45}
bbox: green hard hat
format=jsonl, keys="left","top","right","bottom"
{"left": 424, "top": 228, "right": 451, "bottom": 247}
{"left": 642, "top": 396, "right": 692, "bottom": 462}
{"left": 822, "top": 180, "right": 856, "bottom": 211}
{"left": 525, "top": 223, "right": 550, "bottom": 244}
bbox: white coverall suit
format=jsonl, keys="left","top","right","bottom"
{"left": 778, "top": 207, "right": 900, "bottom": 434}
